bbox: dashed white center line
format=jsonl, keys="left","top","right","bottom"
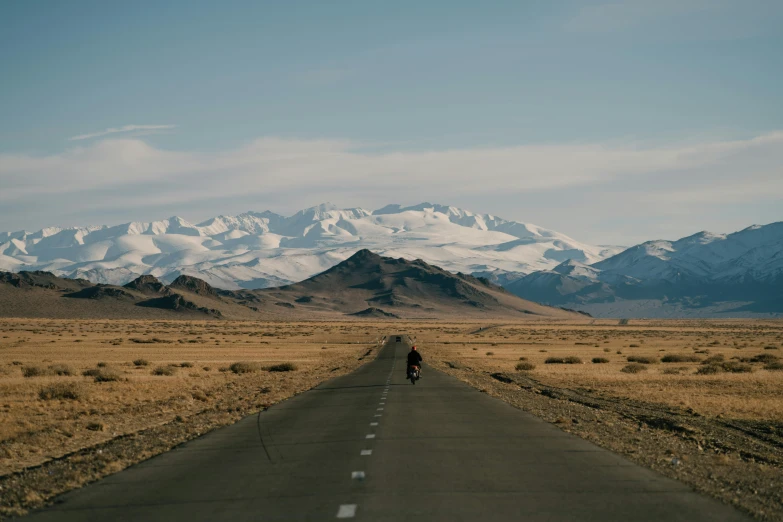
{"left": 377, "top": 407, "right": 384, "bottom": 411}
{"left": 337, "top": 504, "right": 357, "bottom": 518}
{"left": 361, "top": 449, "right": 372, "bottom": 456}
{"left": 351, "top": 471, "right": 366, "bottom": 480}
{"left": 370, "top": 422, "right": 378, "bottom": 426}
{"left": 366, "top": 434, "right": 376, "bottom": 439}
{"left": 374, "top": 414, "right": 382, "bottom": 417}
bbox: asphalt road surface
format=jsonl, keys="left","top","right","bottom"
{"left": 22, "top": 335, "right": 751, "bottom": 521}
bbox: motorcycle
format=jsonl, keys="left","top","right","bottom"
{"left": 407, "top": 365, "right": 420, "bottom": 385}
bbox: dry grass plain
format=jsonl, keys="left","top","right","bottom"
{"left": 2, "top": 317, "right": 782, "bottom": 519}
{"left": 416, "top": 320, "right": 783, "bottom": 422}
{"left": 0, "top": 319, "right": 381, "bottom": 517}
{"left": 409, "top": 319, "right": 783, "bottom": 520}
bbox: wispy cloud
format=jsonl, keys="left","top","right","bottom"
{"left": 1, "top": 132, "right": 781, "bottom": 243}
{"left": 68, "top": 124, "right": 176, "bottom": 141}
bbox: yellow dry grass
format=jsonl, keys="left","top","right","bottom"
{"left": 410, "top": 319, "right": 783, "bottom": 422}
{"left": 0, "top": 319, "right": 380, "bottom": 475}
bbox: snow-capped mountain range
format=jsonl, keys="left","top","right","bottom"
{"left": 505, "top": 222, "right": 783, "bottom": 317}
{"left": 0, "top": 203, "right": 623, "bottom": 290}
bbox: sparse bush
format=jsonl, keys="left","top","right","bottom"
{"left": 627, "top": 356, "right": 658, "bottom": 364}
{"left": 82, "top": 368, "right": 101, "bottom": 377}
{"left": 133, "top": 358, "right": 150, "bottom": 367}
{"left": 48, "top": 364, "right": 74, "bottom": 376}
{"left": 545, "top": 357, "right": 565, "bottom": 364}
{"left": 702, "top": 355, "right": 725, "bottom": 365}
{"left": 152, "top": 365, "right": 177, "bottom": 376}
{"left": 515, "top": 362, "right": 535, "bottom": 371}
{"left": 39, "top": 382, "right": 82, "bottom": 400}
{"left": 485, "top": 351, "right": 495, "bottom": 356}
{"left": 230, "top": 362, "right": 260, "bottom": 374}
{"left": 22, "top": 366, "right": 47, "bottom": 378}
{"left": 563, "top": 356, "right": 582, "bottom": 364}
{"left": 629, "top": 344, "right": 639, "bottom": 348}
{"left": 764, "top": 345, "right": 778, "bottom": 350}
{"left": 180, "top": 362, "right": 194, "bottom": 368}
{"left": 518, "top": 357, "right": 528, "bottom": 361}
{"left": 662, "top": 367, "right": 684, "bottom": 375}
{"left": 764, "top": 361, "right": 783, "bottom": 371}
{"left": 592, "top": 357, "right": 609, "bottom": 364}
{"left": 266, "top": 362, "right": 298, "bottom": 372}
{"left": 697, "top": 364, "right": 723, "bottom": 375}
{"left": 661, "top": 354, "right": 701, "bottom": 363}
{"left": 86, "top": 422, "right": 105, "bottom": 431}
{"left": 96, "top": 362, "right": 107, "bottom": 368}
{"left": 621, "top": 363, "right": 647, "bottom": 374}
{"left": 93, "top": 368, "right": 121, "bottom": 382}
{"left": 750, "top": 354, "right": 779, "bottom": 364}
{"left": 202, "top": 366, "right": 212, "bottom": 371}
{"left": 721, "top": 362, "right": 753, "bottom": 373}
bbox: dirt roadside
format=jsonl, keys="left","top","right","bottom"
{"left": 431, "top": 360, "right": 783, "bottom": 521}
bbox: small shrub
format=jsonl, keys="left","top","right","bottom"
{"left": 48, "top": 364, "right": 74, "bottom": 376}
{"left": 86, "top": 422, "right": 105, "bottom": 431}
{"left": 592, "top": 357, "right": 609, "bottom": 364}
{"left": 721, "top": 362, "right": 753, "bottom": 373}
{"left": 621, "top": 363, "right": 647, "bottom": 374}
{"left": 96, "top": 362, "right": 107, "bottom": 368}
{"left": 485, "top": 351, "right": 495, "bottom": 356}
{"left": 764, "top": 361, "right": 783, "bottom": 371}
{"left": 180, "top": 362, "right": 194, "bottom": 368}
{"left": 626, "top": 356, "right": 658, "bottom": 364}
{"left": 515, "top": 362, "right": 535, "bottom": 371}
{"left": 202, "top": 366, "right": 212, "bottom": 371}
{"left": 629, "top": 344, "right": 640, "bottom": 348}
{"left": 93, "top": 368, "right": 121, "bottom": 382}
{"left": 230, "top": 362, "right": 260, "bottom": 374}
{"left": 563, "top": 356, "right": 582, "bottom": 364}
{"left": 763, "top": 345, "right": 778, "bottom": 350}
{"left": 662, "top": 367, "right": 683, "bottom": 375}
{"left": 22, "top": 366, "right": 47, "bottom": 378}
{"left": 39, "top": 383, "right": 82, "bottom": 400}
{"left": 661, "top": 354, "right": 701, "bottom": 363}
{"left": 702, "top": 355, "right": 725, "bottom": 365}
{"left": 152, "top": 365, "right": 177, "bottom": 376}
{"left": 750, "top": 354, "right": 779, "bottom": 364}
{"left": 518, "top": 357, "right": 528, "bottom": 361}
{"left": 133, "top": 358, "right": 150, "bottom": 367}
{"left": 697, "top": 364, "right": 723, "bottom": 375}
{"left": 266, "top": 362, "right": 298, "bottom": 372}
{"left": 545, "top": 357, "right": 565, "bottom": 364}
{"left": 82, "top": 368, "right": 101, "bottom": 377}
{"left": 603, "top": 348, "right": 610, "bottom": 353}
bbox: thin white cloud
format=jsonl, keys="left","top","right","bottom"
{"left": 68, "top": 124, "right": 176, "bottom": 141}
{"left": 0, "top": 132, "right": 781, "bottom": 244}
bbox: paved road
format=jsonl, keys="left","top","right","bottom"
{"left": 23, "top": 336, "right": 751, "bottom": 521}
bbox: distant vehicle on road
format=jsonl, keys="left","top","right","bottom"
{"left": 396, "top": 336, "right": 402, "bottom": 342}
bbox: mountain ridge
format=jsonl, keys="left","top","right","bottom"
{"left": 0, "top": 203, "right": 622, "bottom": 290}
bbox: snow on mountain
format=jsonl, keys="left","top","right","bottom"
{"left": 0, "top": 203, "right": 623, "bottom": 289}
{"left": 506, "top": 221, "right": 783, "bottom": 317}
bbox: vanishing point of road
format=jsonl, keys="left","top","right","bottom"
{"left": 22, "top": 336, "right": 751, "bottom": 521}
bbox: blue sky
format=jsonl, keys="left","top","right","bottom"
{"left": 1, "top": 1, "right": 782, "bottom": 244}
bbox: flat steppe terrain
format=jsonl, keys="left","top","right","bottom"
{"left": 1, "top": 318, "right": 782, "bottom": 519}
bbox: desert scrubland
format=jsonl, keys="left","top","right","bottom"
{"left": 412, "top": 319, "right": 783, "bottom": 520}
{"left": 0, "top": 319, "right": 378, "bottom": 517}
{"left": 1, "top": 318, "right": 782, "bottom": 519}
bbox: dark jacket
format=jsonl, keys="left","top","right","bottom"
{"left": 407, "top": 350, "right": 422, "bottom": 367}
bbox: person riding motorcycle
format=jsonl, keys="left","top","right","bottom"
{"left": 407, "top": 345, "right": 423, "bottom": 378}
